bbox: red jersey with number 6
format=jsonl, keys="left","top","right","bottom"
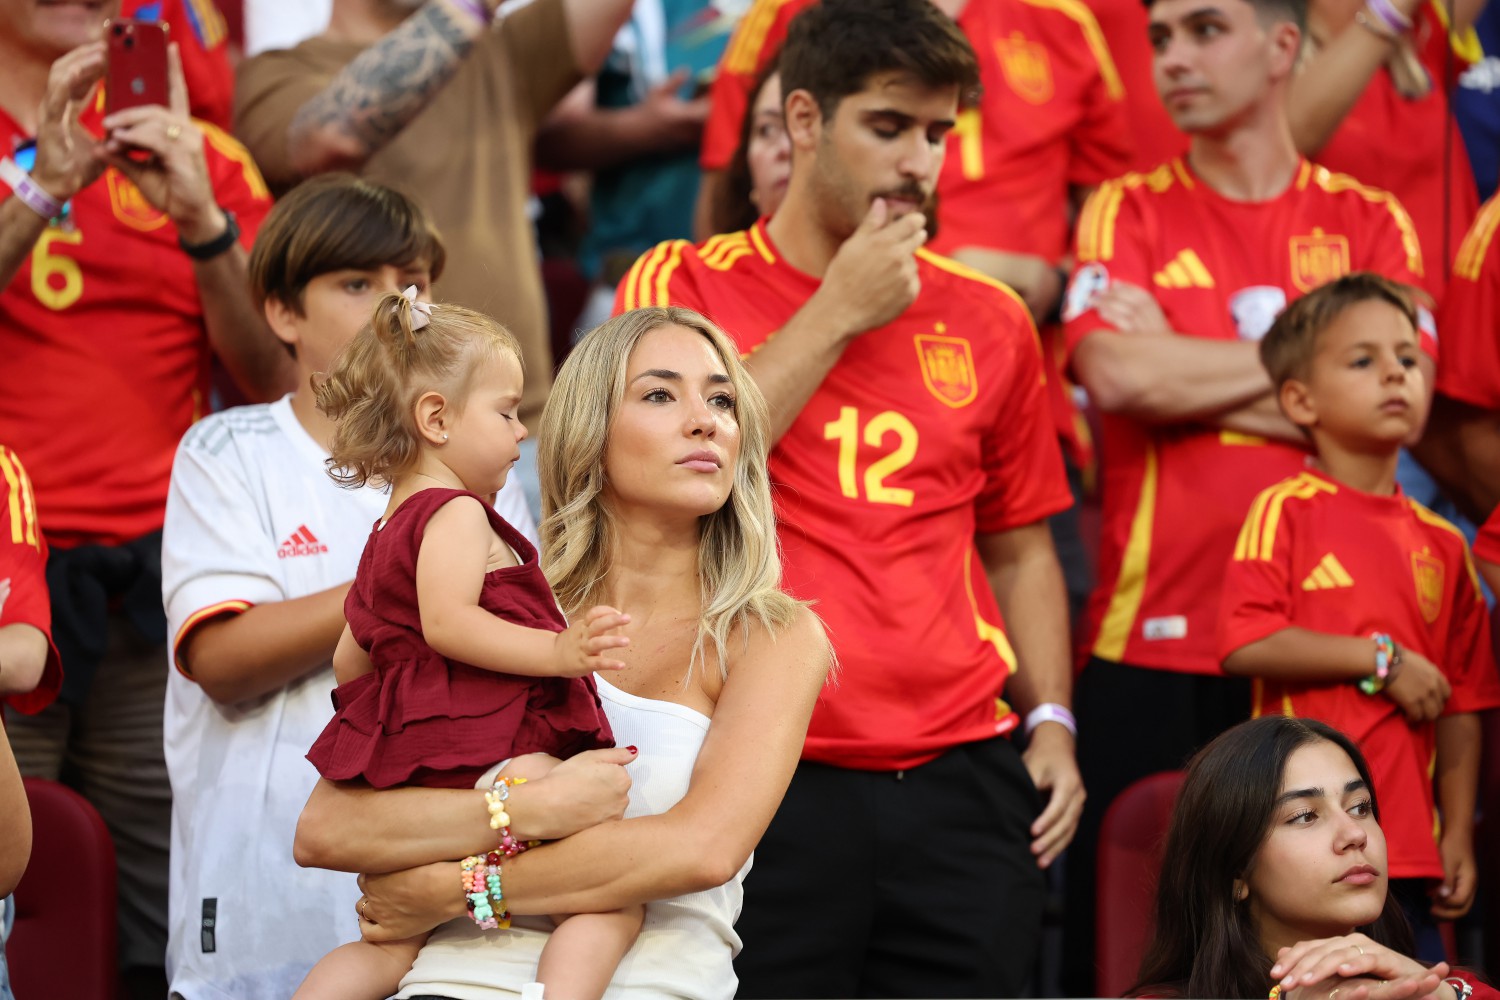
{"left": 0, "top": 100, "right": 271, "bottom": 549}
{"left": 614, "top": 224, "right": 1072, "bottom": 770}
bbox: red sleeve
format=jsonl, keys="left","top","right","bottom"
{"left": 1217, "top": 487, "right": 1298, "bottom": 662}
{"left": 1443, "top": 547, "right": 1500, "bottom": 714}
{"left": 0, "top": 447, "right": 62, "bottom": 715}
{"left": 1475, "top": 506, "right": 1500, "bottom": 566}
{"left": 975, "top": 301, "right": 1071, "bottom": 532}
{"left": 700, "top": 0, "right": 804, "bottom": 171}
{"left": 1066, "top": 35, "right": 1134, "bottom": 188}
{"left": 613, "top": 241, "right": 705, "bottom": 314}
{"left": 1437, "top": 198, "right": 1500, "bottom": 408}
{"left": 1061, "top": 179, "right": 1154, "bottom": 359}
{"left": 199, "top": 120, "right": 272, "bottom": 243}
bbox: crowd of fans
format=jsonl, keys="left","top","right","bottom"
{"left": 2, "top": 0, "right": 1499, "bottom": 997}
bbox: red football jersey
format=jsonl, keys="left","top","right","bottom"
{"left": 0, "top": 101, "right": 271, "bottom": 549}
{"left": 1312, "top": 4, "right": 1479, "bottom": 306}
{"left": 1219, "top": 469, "right": 1500, "bottom": 878}
{"left": 705, "top": 0, "right": 1132, "bottom": 263}
{"left": 0, "top": 446, "right": 62, "bottom": 715}
{"left": 1064, "top": 158, "right": 1429, "bottom": 674}
{"left": 1436, "top": 195, "right": 1500, "bottom": 408}
{"left": 122, "top": 0, "right": 235, "bottom": 129}
{"left": 615, "top": 224, "right": 1073, "bottom": 769}
{"left": 1475, "top": 506, "right": 1500, "bottom": 567}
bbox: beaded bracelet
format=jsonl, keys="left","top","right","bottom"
{"left": 461, "top": 853, "right": 500, "bottom": 930}
{"left": 1359, "top": 632, "right": 1396, "bottom": 695}
{"left": 1444, "top": 977, "right": 1474, "bottom": 1000}
{"left": 485, "top": 775, "right": 536, "bottom": 856}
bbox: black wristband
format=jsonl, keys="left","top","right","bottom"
{"left": 179, "top": 209, "right": 239, "bottom": 261}
{"left": 1043, "top": 266, "right": 1069, "bottom": 327}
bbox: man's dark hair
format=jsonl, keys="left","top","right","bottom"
{"left": 1145, "top": 0, "right": 1307, "bottom": 37}
{"left": 779, "top": 0, "right": 980, "bottom": 120}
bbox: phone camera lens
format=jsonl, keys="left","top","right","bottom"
{"left": 112, "top": 24, "right": 123, "bottom": 35}
{"left": 124, "top": 35, "right": 135, "bottom": 49}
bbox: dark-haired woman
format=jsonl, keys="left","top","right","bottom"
{"left": 1134, "top": 716, "right": 1495, "bottom": 1000}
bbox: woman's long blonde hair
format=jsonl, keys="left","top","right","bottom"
{"left": 538, "top": 307, "right": 805, "bottom": 676}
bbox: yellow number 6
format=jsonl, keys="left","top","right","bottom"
{"left": 31, "top": 228, "right": 84, "bottom": 311}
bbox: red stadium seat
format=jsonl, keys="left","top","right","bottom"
{"left": 1096, "top": 770, "right": 1185, "bottom": 998}
{"left": 10, "top": 778, "right": 118, "bottom": 1000}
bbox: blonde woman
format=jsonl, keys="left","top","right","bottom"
{"left": 293, "top": 306, "right": 831, "bottom": 1000}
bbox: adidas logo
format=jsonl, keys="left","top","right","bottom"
{"left": 1301, "top": 553, "right": 1354, "bottom": 591}
{"left": 1152, "top": 249, "right": 1215, "bottom": 289}
{"left": 278, "top": 525, "right": 329, "bottom": 559}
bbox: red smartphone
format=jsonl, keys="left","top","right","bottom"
{"left": 105, "top": 19, "right": 170, "bottom": 115}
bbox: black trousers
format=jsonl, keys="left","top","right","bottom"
{"left": 733, "top": 736, "right": 1045, "bottom": 999}
{"left": 1059, "top": 657, "right": 1250, "bottom": 997}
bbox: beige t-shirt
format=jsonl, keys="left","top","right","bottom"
{"left": 235, "top": 1, "right": 577, "bottom": 421}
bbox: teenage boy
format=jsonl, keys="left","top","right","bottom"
{"left": 616, "top": 1, "right": 1082, "bottom": 995}
{"left": 1059, "top": 0, "right": 1432, "bottom": 981}
{"left": 159, "top": 175, "right": 536, "bottom": 1000}
{"left": 1220, "top": 272, "right": 1500, "bottom": 948}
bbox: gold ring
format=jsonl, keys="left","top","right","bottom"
{"left": 1355, "top": 945, "right": 1365, "bottom": 956}
{"left": 1330, "top": 988, "right": 1341, "bottom": 1000}
{"left": 358, "top": 897, "right": 368, "bottom": 921}
{"left": 165, "top": 123, "right": 182, "bottom": 141}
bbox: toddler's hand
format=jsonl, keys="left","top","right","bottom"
{"left": 1382, "top": 649, "right": 1449, "bottom": 723}
{"left": 552, "top": 606, "right": 631, "bottom": 677}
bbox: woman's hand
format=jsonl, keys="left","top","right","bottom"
{"left": 357, "top": 861, "right": 466, "bottom": 943}
{"left": 1272, "top": 933, "right": 1449, "bottom": 1000}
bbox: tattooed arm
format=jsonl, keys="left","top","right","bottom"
{"left": 287, "top": 0, "right": 494, "bottom": 176}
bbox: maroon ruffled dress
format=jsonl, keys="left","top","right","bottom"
{"left": 306, "top": 487, "right": 613, "bottom": 789}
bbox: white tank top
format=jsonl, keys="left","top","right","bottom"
{"left": 393, "top": 676, "right": 747, "bottom": 1000}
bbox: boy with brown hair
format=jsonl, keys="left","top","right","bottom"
{"left": 1218, "top": 272, "right": 1500, "bottom": 949}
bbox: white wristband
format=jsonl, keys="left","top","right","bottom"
{"left": 0, "top": 157, "right": 64, "bottom": 221}
{"left": 1024, "top": 703, "right": 1077, "bottom": 738}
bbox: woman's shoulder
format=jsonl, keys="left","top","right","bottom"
{"left": 730, "top": 604, "right": 832, "bottom": 675}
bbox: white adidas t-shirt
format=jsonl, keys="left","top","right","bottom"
{"left": 161, "top": 396, "right": 535, "bottom": 1000}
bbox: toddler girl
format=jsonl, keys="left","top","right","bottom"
{"left": 294, "top": 289, "right": 642, "bottom": 1000}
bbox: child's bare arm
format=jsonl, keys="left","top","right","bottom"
{"left": 1432, "top": 712, "right": 1481, "bottom": 920}
{"left": 333, "top": 625, "right": 374, "bottom": 685}
{"left": 1224, "top": 629, "right": 1450, "bottom": 721}
{"left": 183, "top": 582, "right": 353, "bottom": 704}
{"left": 415, "top": 496, "right": 630, "bottom": 677}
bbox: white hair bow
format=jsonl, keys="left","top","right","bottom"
{"left": 402, "top": 285, "right": 434, "bottom": 330}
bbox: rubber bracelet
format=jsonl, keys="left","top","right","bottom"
{"left": 1365, "top": 0, "right": 1413, "bottom": 35}
{"left": 179, "top": 209, "right": 240, "bottom": 261}
{"left": 1024, "top": 703, "right": 1077, "bottom": 738}
{"left": 0, "top": 157, "right": 64, "bottom": 221}
{"left": 448, "top": 0, "right": 494, "bottom": 25}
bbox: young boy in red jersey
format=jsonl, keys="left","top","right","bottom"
{"left": 1219, "top": 272, "right": 1500, "bottom": 953}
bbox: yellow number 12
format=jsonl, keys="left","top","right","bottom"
{"left": 823, "top": 406, "right": 920, "bottom": 507}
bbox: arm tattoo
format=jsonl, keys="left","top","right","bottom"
{"left": 290, "top": 3, "right": 477, "bottom": 162}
